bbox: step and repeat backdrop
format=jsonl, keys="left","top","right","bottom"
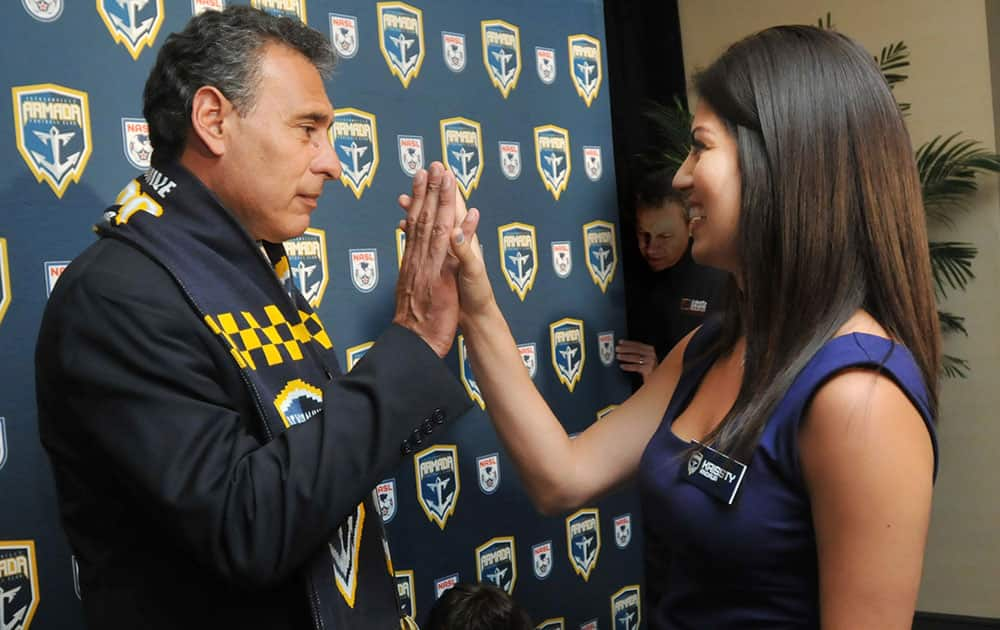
{"left": 0, "top": 1, "right": 642, "bottom": 628}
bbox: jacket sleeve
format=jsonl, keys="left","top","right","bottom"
{"left": 36, "top": 243, "right": 471, "bottom": 588}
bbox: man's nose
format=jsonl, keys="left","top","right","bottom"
{"left": 315, "top": 134, "right": 342, "bottom": 180}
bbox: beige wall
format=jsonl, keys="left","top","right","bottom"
{"left": 678, "top": 0, "right": 1000, "bottom": 617}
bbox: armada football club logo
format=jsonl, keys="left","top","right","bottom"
{"left": 274, "top": 379, "right": 323, "bottom": 428}
{"left": 378, "top": 2, "right": 424, "bottom": 88}
{"left": 566, "top": 508, "right": 600, "bottom": 581}
{"left": 531, "top": 540, "right": 553, "bottom": 580}
{"left": 329, "top": 13, "right": 359, "bottom": 59}
{"left": 481, "top": 20, "right": 521, "bottom": 98}
{"left": 397, "top": 134, "right": 424, "bottom": 177}
{"left": 569, "top": 34, "right": 603, "bottom": 107}
{"left": 596, "top": 405, "right": 618, "bottom": 421}
{"left": 583, "top": 146, "right": 602, "bottom": 181}
{"left": 250, "top": 0, "right": 305, "bottom": 22}
{"left": 97, "top": 0, "right": 164, "bottom": 60}
{"left": 583, "top": 220, "right": 617, "bottom": 293}
{"left": 537, "top": 619, "right": 566, "bottom": 630}
{"left": 517, "top": 343, "right": 537, "bottom": 379}
{"left": 415, "top": 445, "right": 460, "bottom": 530}
{"left": 498, "top": 141, "right": 521, "bottom": 180}
{"left": 477, "top": 453, "right": 500, "bottom": 495}
{"left": 442, "top": 31, "right": 466, "bottom": 72}
{"left": 534, "top": 125, "right": 571, "bottom": 201}
{"left": 395, "top": 570, "right": 415, "bottom": 618}
{"left": 44, "top": 261, "right": 69, "bottom": 298}
{"left": 550, "top": 318, "right": 585, "bottom": 392}
{"left": 375, "top": 478, "right": 397, "bottom": 523}
{"left": 395, "top": 227, "right": 406, "bottom": 269}
{"left": 328, "top": 502, "right": 364, "bottom": 607}
{"left": 440, "top": 117, "right": 483, "bottom": 200}
{"left": 332, "top": 108, "right": 379, "bottom": 199}
{"left": 120, "top": 117, "right": 151, "bottom": 170}
{"left": 192, "top": 0, "right": 225, "bottom": 16}
{"left": 0, "top": 418, "right": 7, "bottom": 472}
{"left": 476, "top": 536, "right": 516, "bottom": 595}
{"left": 551, "top": 241, "right": 572, "bottom": 278}
{"left": 498, "top": 222, "right": 537, "bottom": 301}
{"left": 434, "top": 573, "right": 459, "bottom": 599}
{"left": 613, "top": 514, "right": 632, "bottom": 549}
{"left": 12, "top": 84, "right": 93, "bottom": 199}
{"left": 458, "top": 335, "right": 485, "bottom": 410}
{"left": 535, "top": 47, "right": 556, "bottom": 84}
{"left": 22, "top": 0, "right": 62, "bottom": 22}
{"left": 349, "top": 248, "right": 379, "bottom": 293}
{"left": 345, "top": 341, "right": 374, "bottom": 372}
{"left": 611, "top": 585, "right": 641, "bottom": 630}
{"left": 0, "top": 541, "right": 40, "bottom": 630}
{"left": 0, "top": 240, "right": 11, "bottom": 327}
{"left": 284, "top": 227, "right": 328, "bottom": 308}
{"left": 598, "top": 331, "right": 614, "bottom": 367}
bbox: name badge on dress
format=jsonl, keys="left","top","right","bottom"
{"left": 681, "top": 440, "right": 747, "bottom": 505}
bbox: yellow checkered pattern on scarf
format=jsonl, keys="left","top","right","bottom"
{"left": 204, "top": 305, "right": 332, "bottom": 371}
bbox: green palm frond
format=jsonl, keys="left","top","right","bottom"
{"left": 917, "top": 133, "right": 1000, "bottom": 226}
{"left": 929, "top": 241, "right": 977, "bottom": 299}
{"left": 942, "top": 354, "right": 970, "bottom": 379}
{"left": 637, "top": 96, "right": 692, "bottom": 170}
{"left": 937, "top": 310, "right": 968, "bottom": 337}
{"left": 876, "top": 41, "right": 910, "bottom": 112}
{"left": 816, "top": 12, "right": 834, "bottom": 30}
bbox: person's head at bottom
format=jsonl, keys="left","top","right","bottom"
{"left": 425, "top": 583, "right": 533, "bottom": 630}
{"left": 634, "top": 169, "right": 690, "bottom": 272}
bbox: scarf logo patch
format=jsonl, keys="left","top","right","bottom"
{"left": 328, "top": 503, "right": 364, "bottom": 608}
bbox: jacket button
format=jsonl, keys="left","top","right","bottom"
{"left": 401, "top": 440, "right": 413, "bottom": 455}
{"left": 421, "top": 419, "right": 434, "bottom": 435}
{"left": 411, "top": 428, "right": 423, "bottom": 446}
{"left": 432, "top": 408, "right": 445, "bottom": 424}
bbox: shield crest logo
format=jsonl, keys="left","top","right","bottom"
{"left": 274, "top": 379, "right": 323, "bottom": 428}
{"left": 442, "top": 31, "right": 466, "bottom": 72}
{"left": 284, "top": 227, "right": 328, "bottom": 308}
{"left": 13, "top": 84, "right": 93, "bottom": 199}
{"left": 551, "top": 241, "right": 572, "bottom": 279}
{"left": 476, "top": 537, "right": 516, "bottom": 595}
{"left": 550, "top": 318, "right": 585, "bottom": 393}
{"left": 687, "top": 450, "right": 703, "bottom": 476}
{"left": 332, "top": 108, "right": 379, "bottom": 199}
{"left": 192, "top": 0, "right": 225, "bottom": 16}
{"left": 481, "top": 20, "right": 521, "bottom": 99}
{"left": 534, "top": 125, "right": 571, "bottom": 201}
{"left": 498, "top": 222, "right": 537, "bottom": 301}
{"left": 397, "top": 134, "right": 424, "bottom": 177}
{"left": 395, "top": 227, "right": 406, "bottom": 269}
{"left": 568, "top": 34, "right": 603, "bottom": 107}
{"left": 0, "top": 240, "right": 10, "bottom": 327}
{"left": 537, "top": 619, "right": 566, "bottom": 630}
{"left": 434, "top": 573, "right": 459, "bottom": 599}
{"left": 0, "top": 541, "right": 40, "bottom": 630}
{"left": 583, "top": 146, "right": 602, "bottom": 181}
{"left": 121, "top": 118, "right": 152, "bottom": 170}
{"left": 532, "top": 540, "right": 553, "bottom": 580}
{"left": 458, "top": 335, "right": 485, "bottom": 410}
{"left": 349, "top": 248, "right": 379, "bottom": 293}
{"left": 415, "top": 445, "right": 460, "bottom": 530}
{"left": 395, "top": 570, "right": 415, "bottom": 618}
{"left": 251, "top": 0, "right": 305, "bottom": 21}
{"left": 375, "top": 478, "right": 397, "bottom": 523}
{"left": 44, "top": 261, "right": 70, "bottom": 298}
{"left": 440, "top": 117, "right": 483, "bottom": 200}
{"left": 328, "top": 502, "right": 364, "bottom": 607}
{"left": 517, "top": 343, "right": 537, "bottom": 379}
{"left": 477, "top": 453, "right": 500, "bottom": 495}
{"left": 498, "top": 141, "right": 521, "bottom": 180}
{"left": 613, "top": 514, "right": 632, "bottom": 549}
{"left": 598, "top": 331, "right": 614, "bottom": 366}
{"left": 22, "top": 0, "right": 63, "bottom": 22}
{"left": 596, "top": 405, "right": 618, "bottom": 421}
{"left": 0, "top": 418, "right": 7, "bottom": 472}
{"left": 378, "top": 2, "right": 424, "bottom": 88}
{"left": 329, "top": 13, "right": 359, "bottom": 59}
{"left": 611, "top": 585, "right": 641, "bottom": 630}
{"left": 583, "top": 220, "right": 617, "bottom": 293}
{"left": 565, "top": 508, "right": 601, "bottom": 581}
{"left": 535, "top": 46, "right": 556, "bottom": 84}
{"left": 345, "top": 341, "right": 374, "bottom": 372}
{"left": 97, "top": 0, "right": 164, "bottom": 59}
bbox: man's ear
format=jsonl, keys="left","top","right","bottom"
{"left": 189, "top": 86, "right": 233, "bottom": 157}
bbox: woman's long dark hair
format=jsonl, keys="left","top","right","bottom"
{"left": 692, "top": 26, "right": 941, "bottom": 462}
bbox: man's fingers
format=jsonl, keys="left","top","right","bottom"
{"left": 426, "top": 170, "right": 457, "bottom": 276}
{"left": 413, "top": 163, "right": 444, "bottom": 264}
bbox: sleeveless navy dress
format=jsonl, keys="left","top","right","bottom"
{"left": 638, "top": 318, "right": 938, "bottom": 629}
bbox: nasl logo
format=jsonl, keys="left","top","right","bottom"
{"left": 583, "top": 146, "right": 602, "bottom": 181}
{"left": 476, "top": 536, "right": 516, "bottom": 595}
{"left": 481, "top": 20, "right": 521, "bottom": 98}
{"left": 328, "top": 502, "right": 364, "bottom": 607}
{"left": 349, "top": 248, "right": 379, "bottom": 293}
{"left": 458, "top": 335, "right": 485, "bottom": 410}
{"left": 284, "top": 227, "right": 328, "bottom": 308}
{"left": 12, "top": 84, "right": 93, "bottom": 199}
{"left": 613, "top": 514, "right": 632, "bottom": 549}
{"left": 273, "top": 379, "right": 323, "bottom": 428}
{"left": 440, "top": 117, "right": 483, "bottom": 200}
{"left": 395, "top": 570, "right": 415, "bottom": 617}
{"left": 397, "top": 134, "right": 424, "bottom": 177}
{"left": 583, "top": 220, "right": 617, "bottom": 293}
{"left": 21, "top": 0, "right": 62, "bottom": 22}
{"left": 531, "top": 540, "right": 552, "bottom": 580}
{"left": 498, "top": 222, "right": 537, "bottom": 301}
{"left": 0, "top": 540, "right": 39, "bottom": 630}
{"left": 442, "top": 31, "right": 466, "bottom": 72}
{"left": 434, "top": 573, "right": 459, "bottom": 599}
{"left": 477, "top": 453, "right": 500, "bottom": 495}
{"left": 375, "top": 478, "right": 397, "bottom": 523}
{"left": 251, "top": 0, "right": 305, "bottom": 22}
{"left": 97, "top": 0, "right": 164, "bottom": 60}
{"left": 598, "top": 331, "right": 614, "bottom": 366}
{"left": 551, "top": 241, "right": 572, "bottom": 278}
{"left": 550, "top": 318, "right": 585, "bottom": 393}
{"left": 329, "top": 13, "right": 359, "bottom": 59}
{"left": 580, "top": 621, "right": 598, "bottom": 630}
{"left": 517, "top": 342, "right": 537, "bottom": 379}
{"left": 534, "top": 125, "right": 571, "bottom": 201}
{"left": 0, "top": 418, "right": 7, "bottom": 472}
{"left": 192, "top": 0, "right": 225, "bottom": 16}
{"left": 566, "top": 508, "right": 600, "bottom": 581}
{"left": 395, "top": 227, "right": 406, "bottom": 269}
{"left": 498, "top": 141, "right": 521, "bottom": 180}
{"left": 0, "top": 240, "right": 10, "bottom": 327}
{"left": 611, "top": 585, "right": 641, "bottom": 630}
{"left": 414, "top": 445, "right": 460, "bottom": 530}
{"left": 535, "top": 47, "right": 556, "bottom": 85}
{"left": 345, "top": 341, "right": 374, "bottom": 372}
{"left": 332, "top": 108, "right": 379, "bottom": 199}
{"left": 569, "top": 34, "right": 602, "bottom": 107}
{"left": 596, "top": 405, "right": 618, "bottom": 421}
{"left": 44, "top": 261, "right": 70, "bottom": 298}
{"left": 537, "top": 619, "right": 566, "bottom": 630}
{"left": 377, "top": 2, "right": 424, "bottom": 88}
{"left": 120, "top": 117, "right": 151, "bottom": 170}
